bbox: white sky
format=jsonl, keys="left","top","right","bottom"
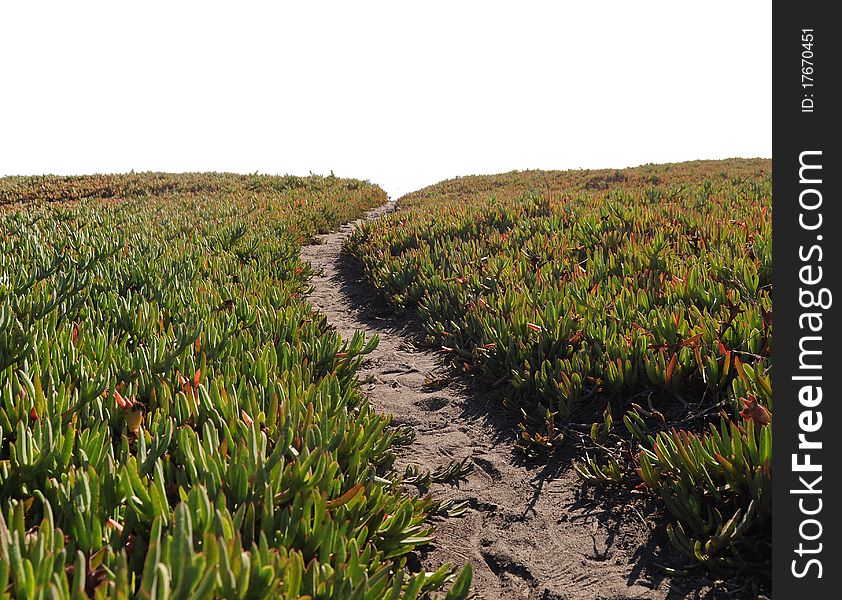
{"left": 1, "top": 1, "right": 771, "bottom": 199}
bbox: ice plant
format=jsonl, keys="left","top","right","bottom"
{"left": 0, "top": 173, "right": 471, "bottom": 599}
{"left": 347, "top": 159, "right": 772, "bottom": 578}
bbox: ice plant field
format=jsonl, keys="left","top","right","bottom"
{"left": 348, "top": 160, "right": 773, "bottom": 579}
{"left": 0, "top": 174, "right": 472, "bottom": 599}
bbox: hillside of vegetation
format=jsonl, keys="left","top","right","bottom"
{"left": 348, "top": 159, "right": 772, "bottom": 582}
{"left": 0, "top": 174, "right": 471, "bottom": 599}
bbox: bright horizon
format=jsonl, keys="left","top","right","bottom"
{"left": 0, "top": 1, "right": 771, "bottom": 199}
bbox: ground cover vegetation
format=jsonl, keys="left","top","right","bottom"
{"left": 0, "top": 173, "right": 472, "bottom": 599}
{"left": 348, "top": 160, "right": 773, "bottom": 581}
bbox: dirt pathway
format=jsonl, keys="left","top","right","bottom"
{"left": 300, "top": 205, "right": 707, "bottom": 600}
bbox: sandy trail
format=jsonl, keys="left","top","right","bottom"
{"left": 300, "top": 204, "right": 711, "bottom": 600}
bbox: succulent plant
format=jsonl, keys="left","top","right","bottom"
{"left": 347, "top": 160, "right": 772, "bottom": 577}
{"left": 0, "top": 174, "right": 471, "bottom": 599}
